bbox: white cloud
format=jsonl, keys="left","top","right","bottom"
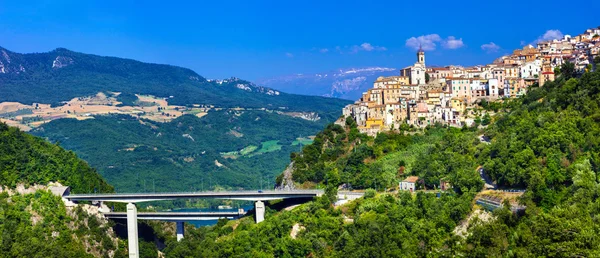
{"left": 534, "top": 29, "right": 564, "bottom": 43}
{"left": 443, "top": 36, "right": 464, "bottom": 49}
{"left": 319, "top": 48, "right": 329, "bottom": 53}
{"left": 481, "top": 42, "right": 500, "bottom": 53}
{"left": 406, "top": 34, "right": 465, "bottom": 51}
{"left": 405, "top": 34, "right": 441, "bottom": 51}
{"left": 285, "top": 52, "right": 294, "bottom": 58}
{"left": 350, "top": 42, "right": 387, "bottom": 53}
{"left": 361, "top": 43, "right": 375, "bottom": 51}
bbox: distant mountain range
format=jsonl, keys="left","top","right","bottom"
{"left": 0, "top": 46, "right": 349, "bottom": 111}
{"left": 0, "top": 46, "right": 351, "bottom": 192}
{"left": 256, "top": 67, "right": 398, "bottom": 100}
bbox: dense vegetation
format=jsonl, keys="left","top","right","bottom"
{"left": 459, "top": 65, "right": 600, "bottom": 256}
{"left": 32, "top": 110, "right": 334, "bottom": 192}
{"left": 0, "top": 122, "right": 131, "bottom": 257}
{"left": 481, "top": 71, "right": 600, "bottom": 208}
{"left": 287, "top": 120, "right": 483, "bottom": 194}
{"left": 0, "top": 122, "right": 112, "bottom": 193}
{"left": 164, "top": 192, "right": 473, "bottom": 257}
{"left": 157, "top": 68, "right": 600, "bottom": 256}
{"left": 0, "top": 47, "right": 350, "bottom": 112}
{"left": 0, "top": 190, "right": 132, "bottom": 257}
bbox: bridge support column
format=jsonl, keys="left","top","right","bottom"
{"left": 126, "top": 203, "right": 139, "bottom": 258}
{"left": 255, "top": 201, "right": 265, "bottom": 223}
{"left": 176, "top": 221, "right": 185, "bottom": 241}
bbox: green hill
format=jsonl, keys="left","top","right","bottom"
{"left": 158, "top": 67, "right": 600, "bottom": 256}
{"left": 0, "top": 123, "right": 130, "bottom": 257}
{"left": 0, "top": 122, "right": 111, "bottom": 193}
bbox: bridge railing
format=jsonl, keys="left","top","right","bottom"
{"left": 67, "top": 189, "right": 324, "bottom": 197}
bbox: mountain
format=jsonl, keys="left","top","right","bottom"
{"left": 256, "top": 67, "right": 398, "bottom": 100}
{"left": 0, "top": 46, "right": 351, "bottom": 193}
{"left": 0, "top": 46, "right": 349, "bottom": 111}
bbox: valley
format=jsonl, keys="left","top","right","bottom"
{"left": 0, "top": 46, "right": 349, "bottom": 194}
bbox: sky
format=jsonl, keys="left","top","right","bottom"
{"left": 1, "top": 0, "right": 599, "bottom": 81}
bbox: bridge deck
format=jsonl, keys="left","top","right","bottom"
{"left": 104, "top": 211, "right": 247, "bottom": 221}
{"left": 66, "top": 190, "right": 324, "bottom": 203}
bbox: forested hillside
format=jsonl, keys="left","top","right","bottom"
{"left": 0, "top": 122, "right": 112, "bottom": 193}
{"left": 32, "top": 110, "right": 334, "bottom": 192}
{"left": 0, "top": 123, "right": 128, "bottom": 257}
{"left": 284, "top": 121, "right": 483, "bottom": 193}
{"left": 158, "top": 67, "right": 600, "bottom": 256}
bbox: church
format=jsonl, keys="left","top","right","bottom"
{"left": 342, "top": 48, "right": 434, "bottom": 135}
{"left": 400, "top": 48, "right": 427, "bottom": 85}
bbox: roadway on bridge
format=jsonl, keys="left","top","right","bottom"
{"left": 104, "top": 211, "right": 246, "bottom": 221}
{"left": 66, "top": 190, "right": 324, "bottom": 203}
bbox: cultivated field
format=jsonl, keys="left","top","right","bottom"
{"left": 0, "top": 92, "right": 209, "bottom": 131}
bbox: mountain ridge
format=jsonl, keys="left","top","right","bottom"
{"left": 0, "top": 46, "right": 351, "bottom": 111}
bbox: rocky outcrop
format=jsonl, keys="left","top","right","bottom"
{"left": 290, "top": 223, "right": 305, "bottom": 239}
{"left": 277, "top": 162, "right": 296, "bottom": 190}
{"left": 52, "top": 56, "right": 74, "bottom": 69}
{"left": 276, "top": 111, "right": 320, "bottom": 121}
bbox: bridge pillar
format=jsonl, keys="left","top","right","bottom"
{"left": 255, "top": 201, "right": 265, "bottom": 223}
{"left": 176, "top": 221, "right": 185, "bottom": 241}
{"left": 126, "top": 203, "right": 139, "bottom": 258}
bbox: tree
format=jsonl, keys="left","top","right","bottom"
{"left": 425, "top": 73, "right": 431, "bottom": 83}
{"left": 560, "top": 61, "right": 576, "bottom": 80}
{"left": 482, "top": 113, "right": 491, "bottom": 126}
{"left": 324, "top": 164, "right": 340, "bottom": 203}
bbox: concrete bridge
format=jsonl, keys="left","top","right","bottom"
{"left": 64, "top": 189, "right": 324, "bottom": 258}
{"left": 104, "top": 210, "right": 246, "bottom": 242}
{"left": 104, "top": 211, "right": 246, "bottom": 221}
{"left": 65, "top": 190, "right": 323, "bottom": 203}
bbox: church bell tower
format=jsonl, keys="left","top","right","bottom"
{"left": 417, "top": 46, "right": 425, "bottom": 65}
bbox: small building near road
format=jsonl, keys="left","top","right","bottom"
{"left": 440, "top": 179, "right": 452, "bottom": 191}
{"left": 399, "top": 176, "right": 419, "bottom": 192}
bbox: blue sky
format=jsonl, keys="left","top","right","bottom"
{"left": 1, "top": 0, "right": 599, "bottom": 80}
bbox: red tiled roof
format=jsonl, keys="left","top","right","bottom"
{"left": 403, "top": 176, "right": 419, "bottom": 183}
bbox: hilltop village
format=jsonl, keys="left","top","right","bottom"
{"left": 343, "top": 27, "right": 600, "bottom": 135}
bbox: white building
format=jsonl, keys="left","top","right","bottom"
{"left": 411, "top": 49, "right": 426, "bottom": 85}
{"left": 488, "top": 78, "right": 499, "bottom": 99}
{"left": 399, "top": 176, "right": 419, "bottom": 192}
{"left": 520, "top": 60, "right": 542, "bottom": 79}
